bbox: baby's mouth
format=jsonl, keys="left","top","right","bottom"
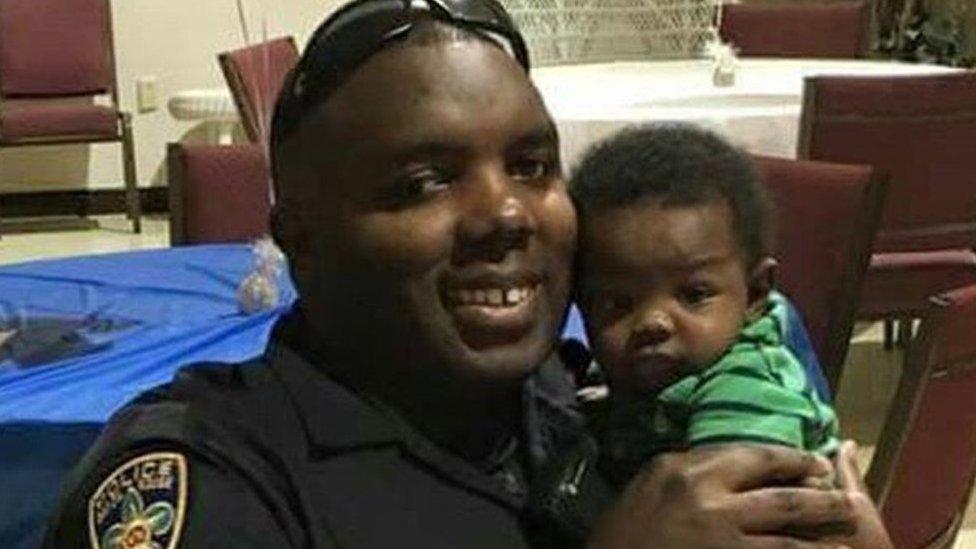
{"left": 626, "top": 352, "right": 688, "bottom": 392}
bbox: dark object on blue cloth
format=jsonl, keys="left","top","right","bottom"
{"left": 1, "top": 316, "right": 139, "bottom": 368}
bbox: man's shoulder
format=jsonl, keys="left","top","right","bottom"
{"left": 108, "top": 357, "right": 285, "bottom": 441}
{"left": 43, "top": 357, "right": 307, "bottom": 548}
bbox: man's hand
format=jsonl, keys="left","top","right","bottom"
{"left": 818, "top": 440, "right": 893, "bottom": 549}
{"left": 589, "top": 444, "right": 858, "bottom": 549}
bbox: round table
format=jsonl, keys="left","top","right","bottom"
{"left": 167, "top": 88, "right": 240, "bottom": 144}
{"left": 530, "top": 58, "right": 958, "bottom": 169}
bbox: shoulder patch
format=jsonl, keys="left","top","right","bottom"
{"left": 88, "top": 452, "right": 188, "bottom": 549}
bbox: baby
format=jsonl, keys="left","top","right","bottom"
{"left": 570, "top": 124, "right": 839, "bottom": 483}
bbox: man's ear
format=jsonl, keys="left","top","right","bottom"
{"left": 746, "top": 256, "right": 778, "bottom": 318}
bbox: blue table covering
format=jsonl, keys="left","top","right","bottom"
{"left": 0, "top": 244, "right": 827, "bottom": 547}
{"left": 0, "top": 244, "right": 293, "bottom": 547}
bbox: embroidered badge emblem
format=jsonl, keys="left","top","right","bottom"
{"left": 88, "top": 452, "right": 188, "bottom": 549}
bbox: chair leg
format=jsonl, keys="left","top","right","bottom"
{"left": 121, "top": 113, "right": 142, "bottom": 234}
{"left": 883, "top": 319, "right": 895, "bottom": 350}
{"left": 897, "top": 317, "right": 913, "bottom": 349}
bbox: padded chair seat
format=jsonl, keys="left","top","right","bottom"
{"left": 178, "top": 144, "right": 271, "bottom": 244}
{"left": 0, "top": 101, "right": 118, "bottom": 141}
{"left": 859, "top": 249, "right": 976, "bottom": 317}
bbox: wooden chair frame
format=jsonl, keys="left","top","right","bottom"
{"left": 0, "top": 0, "right": 140, "bottom": 234}
{"left": 867, "top": 287, "right": 976, "bottom": 548}
{"left": 754, "top": 155, "right": 888, "bottom": 393}
{"left": 218, "top": 36, "right": 298, "bottom": 144}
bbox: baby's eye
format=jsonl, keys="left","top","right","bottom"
{"left": 589, "top": 291, "right": 634, "bottom": 318}
{"left": 679, "top": 283, "right": 715, "bottom": 307}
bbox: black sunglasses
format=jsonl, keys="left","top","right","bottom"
{"left": 273, "top": 0, "right": 529, "bottom": 143}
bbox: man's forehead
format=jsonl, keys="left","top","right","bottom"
{"left": 308, "top": 39, "right": 549, "bottom": 147}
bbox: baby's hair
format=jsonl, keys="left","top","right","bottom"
{"left": 569, "top": 123, "right": 775, "bottom": 268}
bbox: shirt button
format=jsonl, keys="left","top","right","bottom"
{"left": 500, "top": 470, "right": 522, "bottom": 495}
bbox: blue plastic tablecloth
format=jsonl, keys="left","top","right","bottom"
{"left": 0, "top": 244, "right": 827, "bottom": 547}
{"left": 0, "top": 244, "right": 294, "bottom": 547}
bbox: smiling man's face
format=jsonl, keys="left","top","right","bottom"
{"left": 276, "top": 35, "right": 576, "bottom": 389}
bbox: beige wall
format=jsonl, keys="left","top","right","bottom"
{"left": 0, "top": 0, "right": 339, "bottom": 193}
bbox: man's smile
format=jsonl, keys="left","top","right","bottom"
{"left": 440, "top": 271, "right": 544, "bottom": 347}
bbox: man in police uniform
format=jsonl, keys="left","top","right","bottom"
{"left": 45, "top": 0, "right": 888, "bottom": 547}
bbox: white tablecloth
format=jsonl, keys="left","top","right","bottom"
{"left": 167, "top": 88, "right": 241, "bottom": 144}
{"left": 531, "top": 58, "right": 957, "bottom": 169}
{"left": 168, "top": 88, "right": 239, "bottom": 122}
{"left": 168, "top": 59, "right": 956, "bottom": 152}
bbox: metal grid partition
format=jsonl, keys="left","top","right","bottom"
{"left": 506, "top": 0, "right": 722, "bottom": 65}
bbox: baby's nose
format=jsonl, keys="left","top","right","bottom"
{"left": 631, "top": 309, "right": 675, "bottom": 348}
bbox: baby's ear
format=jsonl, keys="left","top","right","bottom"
{"left": 746, "top": 256, "right": 778, "bottom": 317}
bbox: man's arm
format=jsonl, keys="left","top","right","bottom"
{"left": 588, "top": 444, "right": 858, "bottom": 549}
{"left": 44, "top": 447, "right": 307, "bottom": 548}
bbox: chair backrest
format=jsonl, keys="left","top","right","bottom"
{"left": 753, "top": 156, "right": 887, "bottom": 393}
{"left": 219, "top": 36, "right": 299, "bottom": 143}
{"left": 799, "top": 72, "right": 976, "bottom": 254}
{"left": 167, "top": 143, "right": 271, "bottom": 245}
{"left": 719, "top": 1, "right": 869, "bottom": 58}
{"left": 0, "top": 0, "right": 116, "bottom": 98}
{"left": 867, "top": 284, "right": 976, "bottom": 549}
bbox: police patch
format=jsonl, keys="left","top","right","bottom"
{"left": 88, "top": 452, "right": 188, "bottom": 549}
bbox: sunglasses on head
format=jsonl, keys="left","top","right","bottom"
{"left": 273, "top": 0, "right": 529, "bottom": 143}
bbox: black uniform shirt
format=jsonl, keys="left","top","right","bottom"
{"left": 43, "top": 311, "right": 606, "bottom": 548}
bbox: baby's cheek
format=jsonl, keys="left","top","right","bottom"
{"left": 687, "top": 325, "right": 738, "bottom": 366}
{"left": 590, "top": 327, "right": 626, "bottom": 372}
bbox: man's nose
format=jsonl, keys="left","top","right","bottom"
{"left": 455, "top": 167, "right": 536, "bottom": 261}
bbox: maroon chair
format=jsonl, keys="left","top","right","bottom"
{"left": 719, "top": 1, "right": 869, "bottom": 58}
{"left": 218, "top": 36, "right": 298, "bottom": 143}
{"left": 866, "top": 284, "right": 976, "bottom": 549}
{"left": 167, "top": 143, "right": 271, "bottom": 245}
{"left": 753, "top": 156, "right": 887, "bottom": 393}
{"left": 798, "top": 72, "right": 976, "bottom": 346}
{"left": 0, "top": 0, "right": 140, "bottom": 233}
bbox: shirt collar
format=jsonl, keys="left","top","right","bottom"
{"left": 267, "top": 305, "right": 585, "bottom": 463}
{"left": 267, "top": 309, "right": 403, "bottom": 451}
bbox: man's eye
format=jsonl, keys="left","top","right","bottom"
{"left": 508, "top": 156, "right": 553, "bottom": 182}
{"left": 679, "top": 284, "right": 714, "bottom": 306}
{"left": 396, "top": 169, "right": 453, "bottom": 200}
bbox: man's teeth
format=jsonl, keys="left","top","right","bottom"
{"left": 453, "top": 286, "right": 534, "bottom": 307}
{"left": 488, "top": 289, "right": 502, "bottom": 305}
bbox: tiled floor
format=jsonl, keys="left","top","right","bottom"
{"left": 2, "top": 214, "right": 975, "bottom": 546}
{"left": 0, "top": 215, "right": 169, "bottom": 265}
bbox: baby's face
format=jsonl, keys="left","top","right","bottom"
{"left": 578, "top": 200, "right": 753, "bottom": 396}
